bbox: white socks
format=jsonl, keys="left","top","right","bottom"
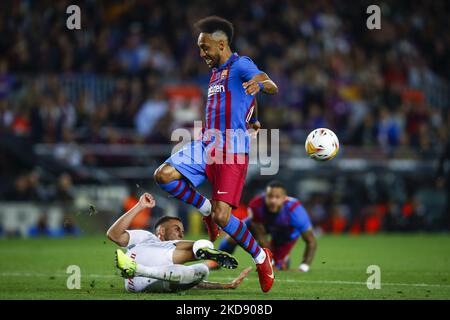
{"left": 192, "top": 239, "right": 214, "bottom": 258}
{"left": 135, "top": 263, "right": 209, "bottom": 284}
{"left": 198, "top": 199, "right": 212, "bottom": 216}
{"left": 253, "top": 249, "right": 267, "bottom": 264}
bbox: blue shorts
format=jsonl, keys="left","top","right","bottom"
{"left": 165, "top": 140, "right": 208, "bottom": 187}
{"left": 165, "top": 140, "right": 249, "bottom": 208}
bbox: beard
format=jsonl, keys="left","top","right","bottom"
{"left": 204, "top": 55, "right": 220, "bottom": 68}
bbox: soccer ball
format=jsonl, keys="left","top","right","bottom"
{"left": 305, "top": 128, "right": 340, "bottom": 161}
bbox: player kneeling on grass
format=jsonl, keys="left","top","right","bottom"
{"left": 107, "top": 192, "right": 251, "bottom": 293}
{"left": 209, "top": 181, "right": 317, "bottom": 272}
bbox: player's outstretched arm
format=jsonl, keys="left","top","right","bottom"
{"left": 106, "top": 193, "right": 156, "bottom": 247}
{"left": 248, "top": 100, "right": 261, "bottom": 138}
{"left": 194, "top": 267, "right": 252, "bottom": 290}
{"left": 291, "top": 228, "right": 317, "bottom": 273}
{"left": 243, "top": 73, "right": 278, "bottom": 96}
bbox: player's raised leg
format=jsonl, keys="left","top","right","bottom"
{"left": 117, "top": 248, "right": 209, "bottom": 284}
{"left": 153, "top": 140, "right": 220, "bottom": 241}
{"left": 135, "top": 263, "right": 209, "bottom": 285}
{"left": 116, "top": 238, "right": 237, "bottom": 283}
{"left": 205, "top": 237, "right": 238, "bottom": 269}
{"left": 154, "top": 163, "right": 211, "bottom": 215}
{"left": 172, "top": 239, "right": 238, "bottom": 269}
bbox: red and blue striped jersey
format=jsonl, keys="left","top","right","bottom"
{"left": 248, "top": 194, "right": 312, "bottom": 243}
{"left": 202, "top": 53, "right": 261, "bottom": 154}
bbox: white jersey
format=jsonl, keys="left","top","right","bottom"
{"left": 124, "top": 229, "right": 180, "bottom": 292}
{"left": 124, "top": 229, "right": 180, "bottom": 267}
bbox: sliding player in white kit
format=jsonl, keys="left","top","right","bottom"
{"left": 107, "top": 192, "right": 251, "bottom": 293}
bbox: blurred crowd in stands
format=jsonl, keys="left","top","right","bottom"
{"left": 0, "top": 0, "right": 448, "bottom": 153}
{"left": 3, "top": 169, "right": 74, "bottom": 203}
{"left": 0, "top": 0, "right": 449, "bottom": 234}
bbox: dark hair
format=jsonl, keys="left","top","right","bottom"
{"left": 267, "top": 180, "right": 287, "bottom": 192}
{"left": 194, "top": 16, "right": 234, "bottom": 44}
{"left": 154, "top": 216, "right": 182, "bottom": 230}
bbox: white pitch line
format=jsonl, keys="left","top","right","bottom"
{"left": 274, "top": 279, "right": 450, "bottom": 289}
{"left": 0, "top": 272, "right": 449, "bottom": 289}
{"left": 0, "top": 272, "right": 117, "bottom": 279}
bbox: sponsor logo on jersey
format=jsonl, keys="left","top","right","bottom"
{"left": 208, "top": 84, "right": 225, "bottom": 97}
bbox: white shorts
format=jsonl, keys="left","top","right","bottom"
{"left": 126, "top": 239, "right": 178, "bottom": 267}
{"left": 125, "top": 264, "right": 209, "bottom": 293}
{"left": 124, "top": 229, "right": 179, "bottom": 266}
{"left": 125, "top": 276, "right": 172, "bottom": 293}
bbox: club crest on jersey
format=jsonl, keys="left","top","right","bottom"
{"left": 208, "top": 84, "right": 225, "bottom": 97}
{"left": 221, "top": 69, "right": 228, "bottom": 79}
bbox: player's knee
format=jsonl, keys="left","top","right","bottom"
{"left": 194, "top": 264, "right": 210, "bottom": 278}
{"left": 200, "top": 264, "right": 209, "bottom": 277}
{"left": 154, "top": 164, "right": 174, "bottom": 184}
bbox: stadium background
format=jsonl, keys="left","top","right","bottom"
{"left": 0, "top": 0, "right": 449, "bottom": 300}
{"left": 1, "top": 0, "right": 448, "bottom": 237}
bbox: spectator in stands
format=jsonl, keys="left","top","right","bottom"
{"left": 28, "top": 213, "right": 81, "bottom": 237}
{"left": 28, "top": 214, "right": 52, "bottom": 237}
{"left": 6, "top": 174, "right": 32, "bottom": 201}
{"left": 50, "top": 173, "right": 75, "bottom": 204}
{"left": 61, "top": 214, "right": 81, "bottom": 236}
{"left": 134, "top": 89, "right": 168, "bottom": 137}
{"left": 53, "top": 128, "right": 83, "bottom": 167}
{"left": 27, "top": 169, "right": 49, "bottom": 201}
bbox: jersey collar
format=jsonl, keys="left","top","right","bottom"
{"left": 214, "top": 52, "right": 239, "bottom": 72}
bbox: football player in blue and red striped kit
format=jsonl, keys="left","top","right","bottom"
{"left": 215, "top": 181, "right": 317, "bottom": 272}
{"left": 154, "top": 16, "right": 279, "bottom": 292}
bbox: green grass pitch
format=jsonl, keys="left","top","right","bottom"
{"left": 0, "top": 234, "right": 449, "bottom": 300}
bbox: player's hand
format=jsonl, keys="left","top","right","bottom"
{"left": 139, "top": 193, "right": 156, "bottom": 209}
{"left": 288, "top": 268, "right": 307, "bottom": 273}
{"left": 243, "top": 80, "right": 261, "bottom": 96}
{"left": 289, "top": 263, "right": 310, "bottom": 273}
{"left": 248, "top": 120, "right": 261, "bottom": 138}
{"left": 225, "top": 267, "right": 252, "bottom": 289}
